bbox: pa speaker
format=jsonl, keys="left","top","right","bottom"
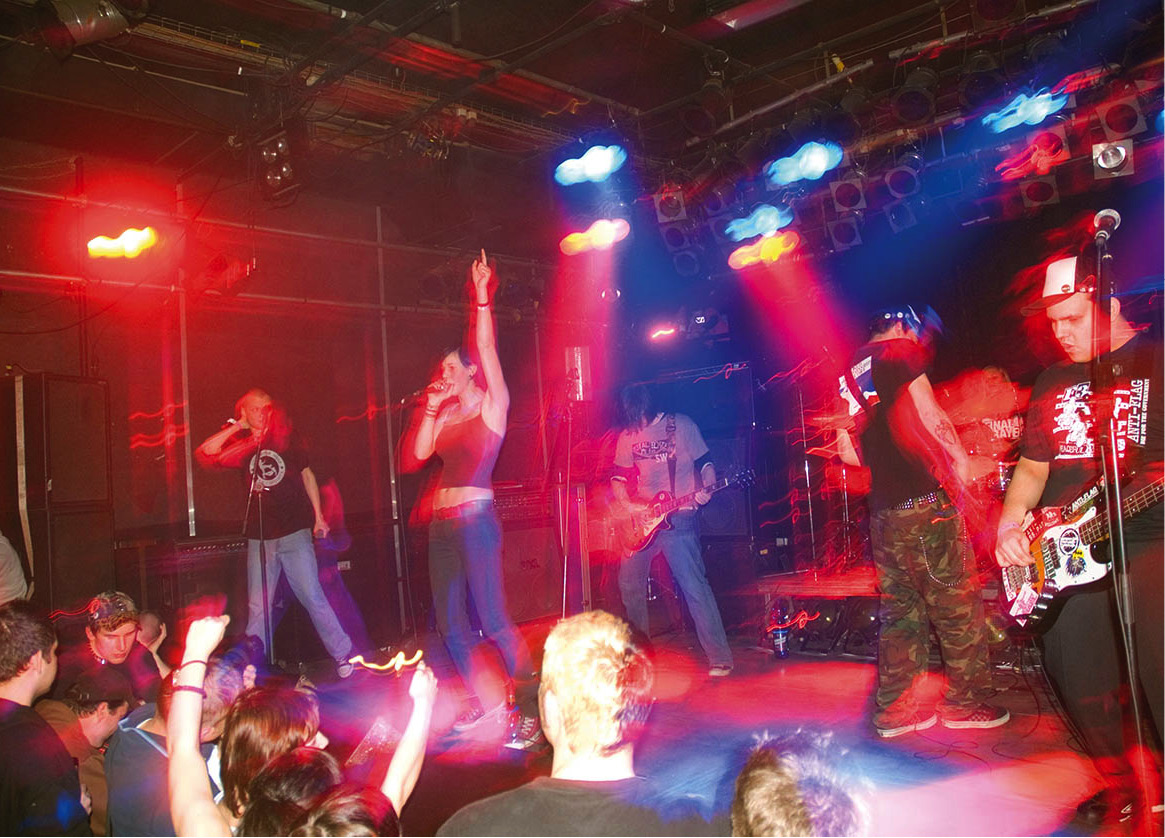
{"left": 502, "top": 524, "right": 562, "bottom": 624}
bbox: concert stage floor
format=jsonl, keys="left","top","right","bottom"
{"left": 311, "top": 624, "right": 1118, "bottom": 837}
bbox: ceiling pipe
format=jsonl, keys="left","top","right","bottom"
{"left": 684, "top": 59, "right": 874, "bottom": 147}
{"left": 282, "top": 0, "right": 640, "bottom": 117}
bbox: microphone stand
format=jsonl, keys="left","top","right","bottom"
{"left": 1093, "top": 229, "right": 1151, "bottom": 830}
{"left": 241, "top": 421, "right": 275, "bottom": 667}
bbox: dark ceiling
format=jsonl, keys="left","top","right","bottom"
{"left": 0, "top": 0, "right": 1161, "bottom": 262}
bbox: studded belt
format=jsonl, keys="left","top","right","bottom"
{"left": 891, "top": 489, "right": 944, "bottom": 511}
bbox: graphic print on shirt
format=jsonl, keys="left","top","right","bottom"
{"left": 1051, "top": 378, "right": 1151, "bottom": 461}
{"left": 632, "top": 437, "right": 675, "bottom": 463}
{"left": 248, "top": 448, "right": 287, "bottom": 489}
{"left": 838, "top": 354, "right": 879, "bottom": 416}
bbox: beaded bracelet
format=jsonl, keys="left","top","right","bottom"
{"left": 174, "top": 685, "right": 207, "bottom": 698}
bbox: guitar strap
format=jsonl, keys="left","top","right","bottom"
{"left": 665, "top": 413, "right": 677, "bottom": 496}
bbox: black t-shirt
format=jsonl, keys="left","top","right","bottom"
{"left": 0, "top": 698, "right": 89, "bottom": 836}
{"left": 842, "top": 338, "right": 939, "bottom": 511}
{"left": 1021, "top": 332, "right": 1163, "bottom": 543}
{"left": 436, "top": 776, "right": 721, "bottom": 837}
{"left": 52, "top": 641, "right": 160, "bottom": 705}
{"left": 237, "top": 431, "right": 315, "bottom": 540}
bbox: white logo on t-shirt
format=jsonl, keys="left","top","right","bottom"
{"left": 248, "top": 449, "right": 287, "bottom": 488}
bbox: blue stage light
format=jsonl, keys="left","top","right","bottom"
{"left": 982, "top": 89, "right": 1069, "bottom": 133}
{"left": 765, "top": 141, "right": 843, "bottom": 187}
{"left": 724, "top": 204, "right": 794, "bottom": 241}
{"left": 554, "top": 145, "right": 628, "bottom": 185}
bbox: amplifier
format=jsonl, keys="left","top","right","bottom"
{"left": 493, "top": 483, "right": 554, "bottom": 528}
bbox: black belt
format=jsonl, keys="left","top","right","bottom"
{"left": 891, "top": 489, "right": 944, "bottom": 511}
{"left": 433, "top": 499, "right": 494, "bottom": 520}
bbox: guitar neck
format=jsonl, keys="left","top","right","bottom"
{"left": 1079, "top": 479, "right": 1165, "bottom": 545}
{"left": 661, "top": 476, "right": 733, "bottom": 515}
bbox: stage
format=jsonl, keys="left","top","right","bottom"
{"left": 307, "top": 621, "right": 1115, "bottom": 837}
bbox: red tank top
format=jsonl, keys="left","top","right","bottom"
{"left": 434, "top": 412, "right": 503, "bottom": 489}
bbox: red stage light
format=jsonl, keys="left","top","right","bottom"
{"left": 87, "top": 226, "right": 158, "bottom": 259}
{"left": 559, "top": 218, "right": 631, "bottom": 255}
{"left": 727, "top": 230, "right": 800, "bottom": 270}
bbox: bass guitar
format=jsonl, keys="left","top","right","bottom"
{"left": 1001, "top": 476, "right": 1164, "bottom": 627}
{"left": 617, "top": 470, "right": 756, "bottom": 554}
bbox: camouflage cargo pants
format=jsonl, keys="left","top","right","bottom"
{"left": 870, "top": 498, "right": 994, "bottom": 725}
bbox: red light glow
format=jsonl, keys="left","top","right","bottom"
{"left": 88, "top": 226, "right": 158, "bottom": 259}
{"left": 559, "top": 218, "right": 631, "bottom": 256}
{"left": 727, "top": 231, "right": 800, "bottom": 270}
{"left": 649, "top": 325, "right": 678, "bottom": 340}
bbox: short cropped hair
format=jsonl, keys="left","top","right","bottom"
{"left": 0, "top": 600, "right": 56, "bottom": 683}
{"left": 732, "top": 730, "right": 869, "bottom": 837}
{"left": 221, "top": 686, "right": 320, "bottom": 814}
{"left": 288, "top": 784, "right": 400, "bottom": 837}
{"left": 158, "top": 657, "right": 243, "bottom": 727}
{"left": 62, "top": 668, "right": 134, "bottom": 718}
{"left": 539, "top": 610, "right": 653, "bottom": 757}
{"left": 137, "top": 611, "right": 164, "bottom": 645}
{"left": 87, "top": 591, "right": 139, "bottom": 634}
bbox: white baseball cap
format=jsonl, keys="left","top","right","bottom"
{"left": 1021, "top": 255, "right": 1096, "bottom": 315}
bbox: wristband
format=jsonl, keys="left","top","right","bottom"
{"left": 178, "top": 659, "right": 208, "bottom": 670}
{"left": 998, "top": 521, "right": 1021, "bottom": 535}
{"left": 423, "top": 407, "right": 439, "bottom": 417}
{"left": 174, "top": 685, "right": 207, "bottom": 698}
{"left": 476, "top": 302, "right": 491, "bottom": 309}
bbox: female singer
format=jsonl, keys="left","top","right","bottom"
{"left": 407, "top": 250, "right": 536, "bottom": 734}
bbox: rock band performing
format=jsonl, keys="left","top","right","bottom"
{"left": 0, "top": 3, "right": 1162, "bottom": 833}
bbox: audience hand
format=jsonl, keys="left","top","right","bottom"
{"left": 184, "top": 615, "right": 230, "bottom": 662}
{"left": 80, "top": 783, "right": 92, "bottom": 816}
{"left": 408, "top": 662, "right": 438, "bottom": 708}
{"left": 146, "top": 621, "right": 168, "bottom": 654}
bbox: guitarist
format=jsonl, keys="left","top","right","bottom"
{"left": 836, "top": 305, "right": 1007, "bottom": 739}
{"left": 609, "top": 383, "right": 734, "bottom": 677}
{"left": 995, "top": 250, "right": 1163, "bottom": 827}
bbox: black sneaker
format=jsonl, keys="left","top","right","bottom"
{"left": 940, "top": 704, "right": 1010, "bottom": 730}
{"left": 874, "top": 711, "right": 937, "bottom": 739}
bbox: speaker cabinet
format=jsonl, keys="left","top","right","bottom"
{"left": 700, "top": 434, "right": 752, "bottom": 538}
{"left": 502, "top": 524, "right": 562, "bottom": 624}
{"left": 0, "top": 374, "right": 113, "bottom": 612}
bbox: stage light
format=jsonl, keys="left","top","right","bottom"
{"left": 765, "top": 141, "right": 843, "bottom": 187}
{"left": 554, "top": 144, "right": 628, "bottom": 186}
{"left": 830, "top": 172, "right": 866, "bottom": 212}
{"left": 971, "top": 0, "right": 1022, "bottom": 30}
{"left": 884, "top": 152, "right": 924, "bottom": 199}
{"left": 653, "top": 185, "right": 687, "bottom": 223}
{"left": 827, "top": 216, "right": 862, "bottom": 251}
{"left": 821, "top": 88, "right": 869, "bottom": 147}
{"left": 885, "top": 200, "right": 918, "bottom": 233}
{"left": 1019, "top": 175, "right": 1059, "bottom": 207}
{"left": 786, "top": 108, "right": 822, "bottom": 144}
{"left": 1096, "top": 97, "right": 1147, "bottom": 140}
{"left": 982, "top": 88, "right": 1068, "bottom": 133}
{"left": 724, "top": 203, "right": 793, "bottom": 241}
{"left": 559, "top": 218, "right": 631, "bottom": 255}
{"left": 599, "top": 287, "right": 621, "bottom": 302}
{"left": 87, "top": 226, "right": 157, "bottom": 259}
{"left": 257, "top": 129, "right": 299, "bottom": 200}
{"left": 891, "top": 67, "right": 938, "bottom": 125}
{"left": 680, "top": 77, "right": 730, "bottom": 139}
{"left": 1092, "top": 140, "right": 1133, "bottom": 179}
{"left": 36, "top": 0, "right": 149, "bottom": 59}
{"left": 959, "top": 51, "right": 1004, "bottom": 110}
{"left": 727, "top": 230, "right": 799, "bottom": 270}
{"left": 650, "top": 324, "right": 678, "bottom": 341}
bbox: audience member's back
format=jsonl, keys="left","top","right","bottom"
{"left": 438, "top": 610, "right": 718, "bottom": 837}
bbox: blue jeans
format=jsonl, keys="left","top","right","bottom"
{"left": 245, "top": 528, "right": 353, "bottom": 662}
{"left": 429, "top": 506, "right": 534, "bottom": 700}
{"left": 618, "top": 511, "right": 733, "bottom": 668}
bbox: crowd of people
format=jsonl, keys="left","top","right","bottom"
{"left": 0, "top": 591, "right": 866, "bottom": 837}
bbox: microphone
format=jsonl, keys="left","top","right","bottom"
{"left": 220, "top": 418, "right": 238, "bottom": 431}
{"left": 1094, "top": 208, "right": 1121, "bottom": 241}
{"left": 398, "top": 381, "right": 448, "bottom": 405}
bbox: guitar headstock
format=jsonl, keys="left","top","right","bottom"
{"left": 734, "top": 469, "right": 757, "bottom": 489}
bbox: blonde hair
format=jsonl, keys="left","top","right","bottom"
{"left": 538, "top": 611, "right": 653, "bottom": 756}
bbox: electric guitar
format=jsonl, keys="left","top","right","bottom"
{"left": 617, "top": 470, "right": 756, "bottom": 554}
{"left": 1001, "top": 476, "right": 1164, "bottom": 627}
